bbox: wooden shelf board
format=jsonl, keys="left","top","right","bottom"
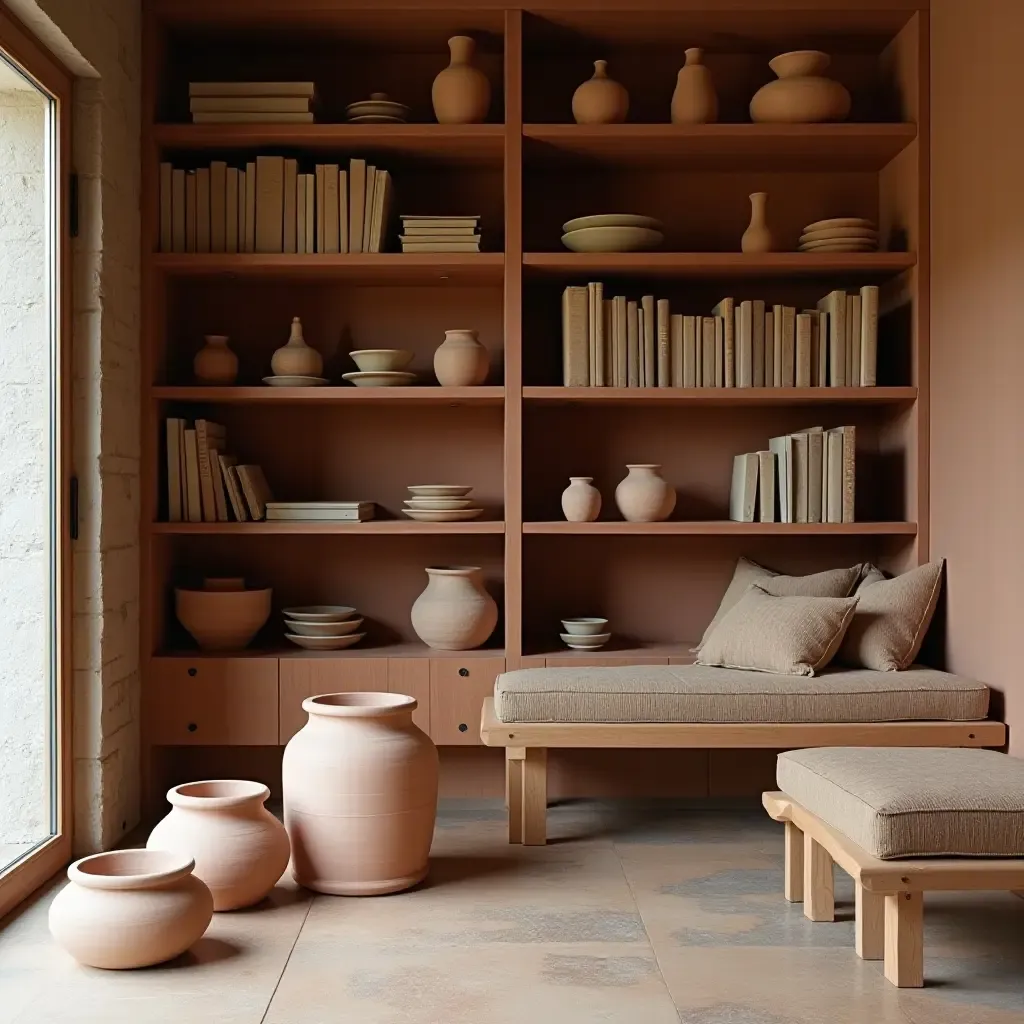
{"left": 152, "top": 385, "right": 505, "bottom": 405}
{"left": 523, "top": 123, "right": 917, "bottom": 171}
{"left": 155, "top": 642, "right": 506, "bottom": 660}
{"left": 524, "top": 252, "right": 916, "bottom": 279}
{"left": 524, "top": 521, "right": 918, "bottom": 536}
{"left": 150, "top": 521, "right": 505, "bottom": 536}
{"left": 524, "top": 386, "right": 917, "bottom": 406}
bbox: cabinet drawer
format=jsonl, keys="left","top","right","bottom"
{"left": 387, "top": 659, "right": 430, "bottom": 736}
{"left": 279, "top": 658, "right": 388, "bottom": 743}
{"left": 429, "top": 658, "right": 505, "bottom": 746}
{"left": 148, "top": 659, "right": 279, "bottom": 746}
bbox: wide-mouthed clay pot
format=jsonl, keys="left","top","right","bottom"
{"left": 561, "top": 477, "right": 601, "bottom": 522}
{"left": 572, "top": 60, "right": 629, "bottom": 124}
{"left": 749, "top": 50, "right": 851, "bottom": 123}
{"left": 194, "top": 335, "right": 238, "bottom": 385}
{"left": 410, "top": 565, "right": 498, "bottom": 650}
{"left": 433, "top": 329, "right": 489, "bottom": 386}
{"left": 175, "top": 580, "right": 272, "bottom": 651}
{"left": 614, "top": 464, "right": 676, "bottom": 522}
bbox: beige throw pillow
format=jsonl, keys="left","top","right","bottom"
{"left": 696, "top": 557, "right": 863, "bottom": 650}
{"left": 696, "top": 585, "right": 859, "bottom": 676}
{"left": 838, "top": 560, "right": 944, "bottom": 671}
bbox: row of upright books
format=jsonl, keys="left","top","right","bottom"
{"left": 562, "top": 286, "right": 879, "bottom": 388}
{"left": 188, "top": 81, "right": 315, "bottom": 124}
{"left": 158, "top": 157, "right": 392, "bottom": 254}
{"left": 730, "top": 425, "right": 856, "bottom": 525}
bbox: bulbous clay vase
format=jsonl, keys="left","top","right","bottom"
{"left": 147, "top": 780, "right": 290, "bottom": 911}
{"left": 411, "top": 565, "right": 498, "bottom": 651}
{"left": 194, "top": 335, "right": 238, "bottom": 385}
{"left": 174, "top": 580, "right": 272, "bottom": 651}
{"left": 271, "top": 316, "right": 322, "bottom": 377}
{"left": 432, "top": 36, "right": 491, "bottom": 124}
{"left": 433, "top": 329, "right": 489, "bottom": 386}
{"left": 615, "top": 464, "right": 675, "bottom": 522}
{"left": 741, "top": 192, "right": 774, "bottom": 253}
{"left": 561, "top": 477, "right": 601, "bottom": 522}
{"left": 749, "top": 50, "right": 851, "bottom": 124}
{"left": 572, "top": 60, "right": 629, "bottom": 124}
{"left": 49, "top": 849, "right": 213, "bottom": 969}
{"left": 283, "top": 692, "right": 439, "bottom": 895}
{"left": 671, "top": 48, "right": 718, "bottom": 124}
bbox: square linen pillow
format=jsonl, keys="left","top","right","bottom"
{"left": 696, "top": 584, "right": 859, "bottom": 676}
{"left": 838, "top": 560, "right": 944, "bottom": 671}
{"left": 695, "top": 557, "right": 863, "bottom": 650}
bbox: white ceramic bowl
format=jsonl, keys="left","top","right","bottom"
{"left": 342, "top": 371, "right": 417, "bottom": 387}
{"left": 560, "top": 632, "right": 612, "bottom": 648}
{"left": 282, "top": 605, "right": 358, "bottom": 623}
{"left": 402, "top": 508, "right": 483, "bottom": 522}
{"left": 404, "top": 498, "right": 474, "bottom": 511}
{"left": 561, "top": 226, "right": 663, "bottom": 253}
{"left": 348, "top": 349, "right": 413, "bottom": 373}
{"left": 561, "top": 617, "right": 610, "bottom": 636}
{"left": 285, "top": 633, "right": 365, "bottom": 651}
{"left": 283, "top": 617, "right": 364, "bottom": 638}
{"left": 407, "top": 485, "right": 474, "bottom": 497}
{"left": 562, "top": 214, "right": 662, "bottom": 233}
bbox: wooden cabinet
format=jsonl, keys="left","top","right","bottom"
{"left": 148, "top": 658, "right": 279, "bottom": 746}
{"left": 387, "top": 659, "right": 430, "bottom": 735}
{"left": 279, "top": 658, "right": 388, "bottom": 743}
{"left": 429, "top": 657, "right": 505, "bottom": 745}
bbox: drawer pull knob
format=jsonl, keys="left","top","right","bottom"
{"left": 458, "top": 667, "right": 469, "bottom": 678}
{"left": 187, "top": 722, "right": 198, "bottom": 733}
{"left": 458, "top": 723, "right": 468, "bottom": 733}
{"left": 188, "top": 667, "right": 198, "bottom": 677}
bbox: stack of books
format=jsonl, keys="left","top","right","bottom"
{"left": 561, "top": 285, "right": 879, "bottom": 388}
{"left": 730, "top": 425, "right": 856, "bottom": 525}
{"left": 265, "top": 502, "right": 375, "bottom": 522}
{"left": 399, "top": 215, "right": 480, "bottom": 253}
{"left": 188, "top": 82, "right": 315, "bottom": 123}
{"left": 158, "top": 156, "right": 393, "bottom": 254}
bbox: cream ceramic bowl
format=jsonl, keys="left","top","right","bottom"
{"left": 407, "top": 485, "right": 473, "bottom": 497}
{"left": 282, "top": 605, "right": 358, "bottom": 623}
{"left": 404, "top": 498, "right": 474, "bottom": 511}
{"left": 561, "top": 226, "right": 664, "bottom": 253}
{"left": 560, "top": 632, "right": 612, "bottom": 647}
{"left": 175, "top": 586, "right": 271, "bottom": 651}
{"left": 284, "top": 617, "right": 365, "bottom": 638}
{"left": 348, "top": 349, "right": 414, "bottom": 373}
{"left": 561, "top": 617, "right": 610, "bottom": 636}
{"left": 342, "top": 371, "right": 417, "bottom": 387}
{"left": 285, "top": 633, "right": 366, "bottom": 651}
{"left": 562, "top": 214, "right": 662, "bottom": 233}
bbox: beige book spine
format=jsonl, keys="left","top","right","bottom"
{"left": 844, "top": 294, "right": 855, "bottom": 385}
{"left": 209, "top": 443, "right": 229, "bottom": 522}
{"left": 751, "top": 299, "right": 765, "bottom": 387}
{"left": 656, "top": 298, "right": 671, "bottom": 387}
{"left": 195, "top": 167, "right": 211, "bottom": 253}
{"left": 283, "top": 158, "right": 298, "bottom": 254}
{"left": 221, "top": 458, "right": 248, "bottom": 522}
{"left": 859, "top": 285, "right": 878, "bottom": 386}
{"left": 225, "top": 167, "right": 239, "bottom": 253}
{"left": 243, "top": 162, "right": 256, "bottom": 253}
{"left": 789, "top": 432, "right": 808, "bottom": 523}
{"left": 171, "top": 168, "right": 186, "bottom": 253}
{"left": 160, "top": 162, "right": 173, "bottom": 252}
{"left": 757, "top": 449, "right": 776, "bottom": 522}
{"left": 670, "top": 313, "right": 683, "bottom": 387}
{"left": 805, "top": 428, "right": 824, "bottom": 523}
{"left": 189, "top": 81, "right": 316, "bottom": 98}
{"left": 562, "top": 286, "right": 590, "bottom": 386}
{"left": 815, "top": 310, "right": 828, "bottom": 386}
{"left": 841, "top": 424, "right": 856, "bottom": 523}
{"left": 711, "top": 297, "right": 735, "bottom": 388}
{"left": 614, "top": 295, "right": 628, "bottom": 387}
{"left": 682, "top": 314, "right": 697, "bottom": 387}
{"left": 255, "top": 156, "right": 284, "bottom": 253}
{"left": 304, "top": 174, "right": 315, "bottom": 253}
{"left": 594, "top": 282, "right": 606, "bottom": 386}
{"left": 825, "top": 428, "right": 844, "bottom": 523}
{"left": 604, "top": 299, "right": 614, "bottom": 389}
{"left": 348, "top": 158, "right": 366, "bottom": 254}
{"left": 849, "top": 294, "right": 862, "bottom": 388}
{"left": 338, "top": 169, "right": 349, "bottom": 253}
{"left": 780, "top": 305, "right": 795, "bottom": 387}
{"left": 237, "top": 466, "right": 272, "bottom": 521}
{"left": 185, "top": 170, "right": 197, "bottom": 252}
{"left": 729, "top": 453, "right": 759, "bottom": 523}
{"left": 295, "top": 173, "right": 306, "bottom": 255}
{"left": 768, "top": 435, "right": 792, "bottom": 523}
{"left": 183, "top": 428, "right": 202, "bottom": 523}
{"left": 361, "top": 165, "right": 377, "bottom": 254}
{"left": 737, "top": 301, "right": 752, "bottom": 387}
{"left": 194, "top": 420, "right": 217, "bottom": 522}
{"left": 587, "top": 283, "right": 597, "bottom": 385}
{"left": 189, "top": 95, "right": 311, "bottom": 112}
{"left": 795, "top": 313, "right": 812, "bottom": 388}
{"left": 768, "top": 308, "right": 778, "bottom": 386}
{"left": 701, "top": 316, "right": 715, "bottom": 388}
{"left": 324, "top": 163, "right": 340, "bottom": 254}
{"left": 627, "top": 301, "right": 640, "bottom": 387}
{"left": 642, "top": 295, "right": 656, "bottom": 388}
{"left": 713, "top": 315, "right": 724, "bottom": 386}
{"left": 820, "top": 290, "right": 847, "bottom": 386}
{"left": 369, "top": 169, "right": 389, "bottom": 253}
{"left": 315, "top": 165, "right": 325, "bottom": 253}
{"left": 209, "top": 160, "right": 226, "bottom": 253}
{"left": 191, "top": 111, "right": 313, "bottom": 124}
{"left": 166, "top": 418, "right": 183, "bottom": 522}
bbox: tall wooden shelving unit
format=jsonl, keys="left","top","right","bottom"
{"left": 141, "top": 0, "right": 928, "bottom": 810}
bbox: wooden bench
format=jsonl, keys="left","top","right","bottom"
{"left": 764, "top": 791, "right": 1024, "bottom": 987}
{"left": 480, "top": 697, "right": 1007, "bottom": 846}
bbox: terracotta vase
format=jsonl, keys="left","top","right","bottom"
{"left": 271, "top": 316, "right": 322, "bottom": 378}
{"left": 572, "top": 60, "right": 629, "bottom": 125}
{"left": 561, "top": 477, "right": 601, "bottom": 522}
{"left": 614, "top": 464, "right": 676, "bottom": 522}
{"left": 433, "top": 329, "right": 489, "bottom": 386}
{"left": 671, "top": 48, "right": 718, "bottom": 124}
{"left": 48, "top": 849, "right": 213, "bottom": 969}
{"left": 147, "top": 780, "right": 290, "bottom": 911}
{"left": 194, "top": 335, "right": 238, "bottom": 385}
{"left": 741, "top": 192, "right": 774, "bottom": 253}
{"left": 432, "top": 36, "right": 491, "bottom": 124}
{"left": 283, "top": 692, "right": 439, "bottom": 895}
{"left": 749, "top": 50, "right": 851, "bottom": 124}
{"left": 411, "top": 565, "right": 498, "bottom": 651}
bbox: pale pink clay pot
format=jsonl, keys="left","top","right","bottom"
{"left": 411, "top": 565, "right": 498, "bottom": 650}
{"left": 614, "top": 464, "right": 676, "bottom": 522}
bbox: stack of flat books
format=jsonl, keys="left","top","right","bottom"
{"left": 265, "top": 501, "right": 375, "bottom": 522}
{"left": 189, "top": 82, "right": 315, "bottom": 124}
{"left": 399, "top": 215, "right": 480, "bottom": 253}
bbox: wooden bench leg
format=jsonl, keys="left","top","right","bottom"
{"left": 884, "top": 891, "right": 924, "bottom": 987}
{"left": 784, "top": 820, "right": 804, "bottom": 902}
{"left": 855, "top": 882, "right": 885, "bottom": 960}
{"left": 522, "top": 748, "right": 548, "bottom": 846}
{"left": 803, "top": 833, "right": 834, "bottom": 922}
{"left": 506, "top": 749, "right": 524, "bottom": 844}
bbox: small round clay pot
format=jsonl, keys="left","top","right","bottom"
{"left": 433, "top": 329, "right": 489, "bottom": 386}
{"left": 410, "top": 565, "right": 498, "bottom": 651}
{"left": 614, "top": 464, "right": 676, "bottom": 522}
{"left": 572, "top": 60, "right": 629, "bottom": 124}
{"left": 561, "top": 477, "right": 601, "bottom": 522}
{"left": 194, "top": 335, "right": 239, "bottom": 385}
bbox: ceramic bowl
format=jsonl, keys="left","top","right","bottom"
{"left": 407, "top": 485, "right": 474, "bottom": 497}
{"left": 561, "top": 226, "right": 664, "bottom": 253}
{"left": 348, "top": 349, "right": 414, "bottom": 373}
{"left": 561, "top": 617, "right": 610, "bottom": 636}
{"left": 769, "top": 49, "right": 830, "bottom": 78}
{"left": 342, "top": 371, "right": 417, "bottom": 387}
{"left": 403, "top": 498, "right": 474, "bottom": 511}
{"left": 562, "top": 214, "right": 662, "bottom": 234}
{"left": 799, "top": 227, "right": 877, "bottom": 244}
{"left": 402, "top": 508, "right": 483, "bottom": 522}
{"left": 560, "top": 632, "right": 612, "bottom": 648}
{"left": 282, "top": 605, "right": 358, "bottom": 623}
{"left": 802, "top": 217, "right": 875, "bottom": 233}
{"left": 175, "top": 587, "right": 272, "bottom": 651}
{"left": 798, "top": 241, "right": 878, "bottom": 253}
{"left": 346, "top": 94, "right": 410, "bottom": 119}
{"left": 284, "top": 617, "right": 365, "bottom": 638}
{"left": 285, "top": 632, "right": 366, "bottom": 651}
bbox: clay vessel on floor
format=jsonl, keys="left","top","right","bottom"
{"left": 572, "top": 60, "right": 628, "bottom": 124}
{"left": 194, "top": 335, "right": 238, "bottom": 385}
{"left": 614, "top": 464, "right": 675, "bottom": 522}
{"left": 411, "top": 565, "right": 498, "bottom": 650}
{"left": 741, "top": 192, "right": 774, "bottom": 253}
{"left": 283, "top": 692, "right": 439, "bottom": 895}
{"left": 671, "top": 48, "right": 718, "bottom": 124}
{"left": 271, "top": 316, "right": 322, "bottom": 378}
{"left": 561, "top": 477, "right": 601, "bottom": 522}
{"left": 147, "top": 780, "right": 290, "bottom": 911}
{"left": 433, "top": 329, "right": 489, "bottom": 386}
{"left": 48, "top": 849, "right": 213, "bottom": 969}
{"left": 432, "top": 36, "right": 491, "bottom": 124}
{"left": 749, "top": 50, "right": 851, "bottom": 123}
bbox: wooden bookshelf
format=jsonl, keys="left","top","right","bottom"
{"left": 141, "top": 0, "right": 928, "bottom": 807}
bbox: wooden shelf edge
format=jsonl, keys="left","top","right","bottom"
{"left": 523, "top": 522, "right": 918, "bottom": 536}
{"left": 149, "top": 521, "right": 506, "bottom": 535}
{"left": 524, "top": 123, "right": 917, "bottom": 140}
{"left": 523, "top": 386, "right": 917, "bottom": 405}
{"left": 523, "top": 252, "right": 916, "bottom": 276}
{"left": 151, "top": 385, "right": 505, "bottom": 404}
{"left": 152, "top": 644, "right": 506, "bottom": 660}
{"left": 155, "top": 122, "right": 506, "bottom": 144}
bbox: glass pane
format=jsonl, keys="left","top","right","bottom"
{"left": 0, "top": 54, "right": 58, "bottom": 870}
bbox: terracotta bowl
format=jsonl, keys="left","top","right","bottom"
{"left": 769, "top": 49, "right": 830, "bottom": 79}
{"left": 175, "top": 587, "right": 272, "bottom": 651}
{"left": 349, "top": 349, "right": 414, "bottom": 373}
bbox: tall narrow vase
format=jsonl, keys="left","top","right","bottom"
{"left": 671, "top": 47, "right": 718, "bottom": 124}
{"left": 614, "top": 464, "right": 675, "bottom": 522}
{"left": 432, "top": 36, "right": 491, "bottom": 124}
{"left": 741, "top": 192, "right": 774, "bottom": 253}
{"left": 411, "top": 565, "right": 498, "bottom": 650}
{"left": 572, "top": 60, "right": 629, "bottom": 124}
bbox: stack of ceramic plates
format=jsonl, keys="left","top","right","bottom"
{"left": 561, "top": 214, "right": 664, "bottom": 253}
{"left": 283, "top": 605, "right": 365, "bottom": 651}
{"left": 560, "top": 617, "right": 611, "bottom": 651}
{"left": 342, "top": 348, "right": 416, "bottom": 387}
{"left": 798, "top": 217, "right": 878, "bottom": 253}
{"left": 345, "top": 93, "right": 410, "bottom": 124}
{"left": 403, "top": 485, "right": 483, "bottom": 522}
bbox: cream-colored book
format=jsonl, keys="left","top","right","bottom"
{"left": 324, "top": 163, "right": 340, "bottom": 254}
{"left": 737, "top": 301, "right": 753, "bottom": 387}
{"left": 789, "top": 431, "right": 809, "bottom": 523}
{"left": 642, "top": 295, "right": 656, "bottom": 388}
{"left": 701, "top": 316, "right": 715, "bottom": 388}
{"left": 614, "top": 295, "right": 628, "bottom": 387}
{"left": 208, "top": 443, "right": 230, "bottom": 522}
{"left": 190, "top": 96, "right": 311, "bottom": 113}
{"left": 562, "top": 285, "right": 589, "bottom": 386}
{"left": 781, "top": 305, "right": 796, "bottom": 387}
{"left": 604, "top": 299, "right": 614, "bottom": 389}
{"left": 825, "top": 428, "right": 844, "bottom": 523}
{"left": 185, "top": 170, "right": 197, "bottom": 252}
{"left": 221, "top": 458, "right": 248, "bottom": 522}
{"left": 189, "top": 81, "right": 316, "bottom": 97}
{"left": 714, "top": 316, "right": 724, "bottom": 387}
{"left": 338, "top": 169, "right": 349, "bottom": 253}
{"left": 813, "top": 309, "right": 828, "bottom": 386}
{"left": 757, "top": 450, "right": 776, "bottom": 522}
{"left": 315, "top": 165, "right": 325, "bottom": 253}
{"left": 795, "top": 312, "right": 812, "bottom": 387}
{"left": 656, "top": 299, "right": 671, "bottom": 387}
{"left": 282, "top": 158, "right": 298, "bottom": 254}
{"left": 593, "top": 282, "right": 606, "bottom": 386}
{"left": 769, "top": 434, "right": 794, "bottom": 523}
{"left": 225, "top": 167, "right": 239, "bottom": 253}
{"left": 840, "top": 424, "right": 856, "bottom": 523}
{"left": 751, "top": 299, "right": 765, "bottom": 387}
{"left": 165, "top": 417, "right": 184, "bottom": 522}
{"left": 626, "top": 301, "right": 640, "bottom": 387}
{"left": 767, "top": 308, "right": 778, "bottom": 387}
{"left": 682, "top": 314, "right": 697, "bottom": 387}
{"left": 800, "top": 426, "right": 825, "bottom": 523}
{"left": 670, "top": 313, "right": 683, "bottom": 387}
{"left": 171, "top": 168, "right": 185, "bottom": 253}
{"left": 295, "top": 173, "right": 306, "bottom": 255}
{"left": 159, "top": 162, "right": 172, "bottom": 252}
{"left": 369, "top": 169, "right": 391, "bottom": 253}
{"left": 849, "top": 293, "right": 862, "bottom": 388}
{"left": 348, "top": 158, "right": 366, "bottom": 254}
{"left": 729, "top": 453, "right": 759, "bottom": 523}
{"left": 400, "top": 241, "right": 479, "bottom": 252}
{"left": 209, "top": 161, "right": 226, "bottom": 252}
{"left": 586, "top": 283, "right": 597, "bottom": 386}
{"left": 304, "top": 173, "right": 315, "bottom": 254}
{"left": 361, "top": 165, "right": 377, "bottom": 254}
{"left": 711, "top": 297, "right": 735, "bottom": 387}
{"left": 183, "top": 428, "right": 202, "bottom": 523}
{"left": 818, "top": 290, "right": 847, "bottom": 386}
{"left": 196, "top": 167, "right": 211, "bottom": 253}
{"left": 244, "top": 162, "right": 256, "bottom": 253}
{"left": 236, "top": 465, "right": 273, "bottom": 521}
{"left": 194, "top": 419, "right": 225, "bottom": 523}
{"left": 191, "top": 111, "right": 314, "bottom": 123}
{"left": 255, "top": 156, "right": 284, "bottom": 253}
{"left": 859, "top": 285, "right": 878, "bottom": 386}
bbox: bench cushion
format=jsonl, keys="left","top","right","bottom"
{"left": 777, "top": 747, "right": 1024, "bottom": 858}
{"left": 494, "top": 664, "right": 989, "bottom": 725}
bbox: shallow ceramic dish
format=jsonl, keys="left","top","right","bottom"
{"left": 282, "top": 605, "right": 358, "bottom": 623}
{"left": 348, "top": 349, "right": 414, "bottom": 373}
{"left": 342, "top": 371, "right": 417, "bottom": 387}
{"left": 263, "top": 376, "right": 329, "bottom": 387}
{"left": 346, "top": 94, "right": 410, "bottom": 119}
{"left": 402, "top": 508, "right": 483, "bottom": 522}
{"left": 799, "top": 241, "right": 878, "bottom": 252}
{"left": 799, "top": 227, "right": 878, "bottom": 244}
{"left": 560, "top": 633, "right": 612, "bottom": 649}
{"left": 802, "top": 217, "right": 875, "bottom": 233}
{"left": 284, "top": 617, "right": 364, "bottom": 638}
{"left": 348, "top": 114, "right": 406, "bottom": 124}
{"left": 561, "top": 226, "right": 663, "bottom": 253}
{"left": 562, "top": 214, "right": 662, "bottom": 234}
{"left": 407, "top": 485, "right": 474, "bottom": 497}
{"left": 403, "top": 497, "right": 474, "bottom": 511}
{"left": 285, "top": 632, "right": 366, "bottom": 651}
{"left": 561, "top": 617, "right": 610, "bottom": 636}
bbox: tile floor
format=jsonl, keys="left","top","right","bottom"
{"left": 0, "top": 801, "right": 1021, "bottom": 1023}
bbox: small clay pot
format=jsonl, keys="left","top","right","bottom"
{"left": 433, "top": 329, "right": 489, "bottom": 386}
{"left": 194, "top": 335, "right": 239, "bottom": 385}
{"left": 561, "top": 477, "right": 601, "bottom": 522}
{"left": 614, "top": 464, "right": 676, "bottom": 522}
{"left": 271, "top": 317, "right": 322, "bottom": 378}
{"left": 741, "top": 192, "right": 774, "bottom": 253}
{"left": 671, "top": 48, "right": 718, "bottom": 124}
{"left": 749, "top": 50, "right": 851, "bottom": 124}
{"left": 411, "top": 565, "right": 498, "bottom": 651}
{"left": 572, "top": 60, "right": 629, "bottom": 124}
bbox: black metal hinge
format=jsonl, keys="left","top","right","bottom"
{"left": 69, "top": 172, "right": 79, "bottom": 238}
{"left": 69, "top": 475, "right": 79, "bottom": 541}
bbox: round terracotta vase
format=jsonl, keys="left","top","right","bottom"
{"left": 431, "top": 35, "right": 491, "bottom": 124}
{"left": 283, "top": 692, "right": 439, "bottom": 895}
{"left": 433, "top": 329, "right": 489, "bottom": 386}
{"left": 271, "top": 316, "right": 322, "bottom": 378}
{"left": 194, "top": 335, "right": 239, "bottom": 385}
{"left": 614, "top": 464, "right": 676, "bottom": 522}
{"left": 572, "top": 60, "right": 628, "bottom": 125}
{"left": 410, "top": 565, "right": 498, "bottom": 651}
{"left": 147, "top": 780, "right": 290, "bottom": 911}
{"left": 561, "top": 476, "right": 601, "bottom": 522}
{"left": 49, "top": 849, "right": 213, "bottom": 969}
{"left": 749, "top": 50, "right": 851, "bottom": 124}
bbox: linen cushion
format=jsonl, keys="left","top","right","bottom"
{"left": 777, "top": 747, "right": 1024, "bottom": 858}
{"left": 839, "top": 560, "right": 944, "bottom": 671}
{"left": 696, "top": 585, "right": 858, "bottom": 676}
{"left": 696, "top": 557, "right": 863, "bottom": 649}
{"left": 494, "top": 664, "right": 989, "bottom": 724}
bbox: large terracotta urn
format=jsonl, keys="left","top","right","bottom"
{"left": 671, "top": 48, "right": 718, "bottom": 124}
{"left": 749, "top": 50, "right": 851, "bottom": 124}
{"left": 49, "top": 849, "right": 213, "bottom": 969}
{"left": 411, "top": 565, "right": 498, "bottom": 650}
{"left": 283, "top": 692, "right": 438, "bottom": 895}
{"left": 572, "top": 60, "right": 629, "bottom": 124}
{"left": 433, "top": 329, "right": 489, "bottom": 386}
{"left": 147, "top": 780, "right": 290, "bottom": 911}
{"left": 432, "top": 36, "right": 491, "bottom": 124}
{"left": 614, "top": 464, "right": 676, "bottom": 522}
